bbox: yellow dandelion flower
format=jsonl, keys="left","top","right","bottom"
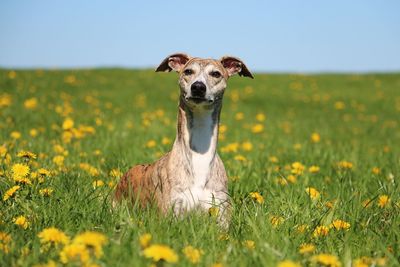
{"left": 235, "top": 112, "right": 244, "bottom": 121}
{"left": 337, "top": 161, "right": 353, "bottom": 170}
{"left": 277, "top": 260, "right": 301, "bottom": 267}
{"left": 270, "top": 216, "right": 284, "bottom": 228}
{"left": 39, "top": 188, "right": 54, "bottom": 197}
{"left": 10, "top": 131, "right": 21, "bottom": 139}
{"left": 79, "top": 163, "right": 99, "bottom": 176}
{"left": 33, "top": 260, "right": 57, "bottom": 267}
{"left": 29, "top": 128, "right": 39, "bottom": 137}
{"left": 14, "top": 176, "right": 32, "bottom": 185}
{"left": 330, "top": 219, "right": 351, "bottom": 230}
{"left": 0, "top": 231, "right": 12, "bottom": 254}
{"left": 311, "top": 132, "right": 321, "bottom": 143}
{"left": 72, "top": 231, "right": 107, "bottom": 259}
{"left": 220, "top": 142, "right": 240, "bottom": 153}
{"left": 306, "top": 187, "right": 320, "bottom": 200}
{"left": 287, "top": 175, "right": 297, "bottom": 183}
{"left": 291, "top": 162, "right": 305, "bottom": 175}
{"left": 62, "top": 118, "right": 74, "bottom": 130}
{"left": 296, "top": 224, "right": 308, "bottom": 234}
{"left": 161, "top": 137, "right": 171, "bottom": 145}
{"left": 17, "top": 151, "right": 37, "bottom": 159}
{"left": 38, "top": 168, "right": 51, "bottom": 177}
{"left": 139, "top": 233, "right": 152, "bottom": 248}
{"left": 109, "top": 168, "right": 123, "bottom": 178}
{"left": 60, "top": 243, "right": 90, "bottom": 264}
{"left": 93, "top": 180, "right": 104, "bottom": 188}
{"left": 251, "top": 123, "right": 264, "bottom": 133}
{"left": 299, "top": 243, "right": 315, "bottom": 254}
{"left": 334, "top": 101, "right": 345, "bottom": 110}
{"left": 146, "top": 140, "right": 156, "bottom": 148}
{"left": 308, "top": 165, "right": 320, "bottom": 173}
{"left": 182, "top": 245, "right": 203, "bottom": 264}
{"left": 3, "top": 185, "right": 21, "bottom": 201}
{"left": 234, "top": 154, "right": 247, "bottom": 162}
{"left": 377, "top": 195, "right": 390, "bottom": 208}
{"left": 241, "top": 141, "right": 253, "bottom": 151}
{"left": 371, "top": 167, "right": 381, "bottom": 175}
{"left": 13, "top": 215, "right": 29, "bottom": 229}
{"left": 208, "top": 207, "right": 220, "bottom": 217}
{"left": 313, "top": 226, "right": 329, "bottom": 238}
{"left": 249, "top": 192, "right": 264, "bottom": 204}
{"left": 311, "top": 253, "right": 341, "bottom": 267}
{"left": 256, "top": 113, "right": 266, "bottom": 122}
{"left": 53, "top": 155, "right": 65, "bottom": 166}
{"left": 11, "top": 163, "right": 30, "bottom": 178}
{"left": 269, "top": 156, "right": 279, "bottom": 163}
{"left": 0, "top": 145, "right": 7, "bottom": 157}
{"left": 24, "top": 97, "right": 38, "bottom": 109}
{"left": 243, "top": 240, "right": 255, "bottom": 250}
{"left": 38, "top": 227, "right": 69, "bottom": 245}
{"left": 143, "top": 244, "right": 179, "bottom": 263}
{"left": 0, "top": 93, "right": 12, "bottom": 108}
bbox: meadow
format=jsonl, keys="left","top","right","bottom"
{"left": 0, "top": 68, "right": 399, "bottom": 267}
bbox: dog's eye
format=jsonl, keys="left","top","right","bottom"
{"left": 184, "top": 69, "right": 193, "bottom": 75}
{"left": 210, "top": 71, "right": 221, "bottom": 78}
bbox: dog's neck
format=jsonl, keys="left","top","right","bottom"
{"left": 173, "top": 98, "right": 221, "bottom": 184}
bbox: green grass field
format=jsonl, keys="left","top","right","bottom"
{"left": 0, "top": 69, "right": 399, "bottom": 267}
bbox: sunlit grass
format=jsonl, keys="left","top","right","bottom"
{"left": 0, "top": 69, "right": 399, "bottom": 266}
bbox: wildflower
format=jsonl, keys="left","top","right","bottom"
{"left": 33, "top": 260, "right": 57, "bottom": 267}
{"left": 0, "top": 145, "right": 7, "bottom": 157}
{"left": 277, "top": 260, "right": 301, "bottom": 267}
{"left": 182, "top": 245, "right": 203, "bottom": 263}
{"left": 308, "top": 165, "right": 320, "bottom": 173}
{"left": 371, "top": 167, "right": 381, "bottom": 175}
{"left": 313, "top": 226, "right": 329, "bottom": 237}
{"left": 221, "top": 142, "right": 239, "bottom": 153}
{"left": 109, "top": 168, "right": 123, "bottom": 178}
{"left": 256, "top": 113, "right": 266, "bottom": 122}
{"left": 38, "top": 227, "right": 69, "bottom": 245}
{"left": 0, "top": 232, "right": 11, "bottom": 253}
{"left": 311, "top": 253, "right": 341, "bottom": 267}
{"left": 377, "top": 195, "right": 390, "bottom": 208}
{"left": 93, "top": 180, "right": 104, "bottom": 188}
{"left": 30, "top": 128, "right": 39, "bottom": 137}
{"left": 73, "top": 231, "right": 107, "bottom": 258}
{"left": 270, "top": 216, "right": 284, "bottom": 228}
{"left": 234, "top": 154, "right": 247, "bottom": 162}
{"left": 235, "top": 112, "right": 244, "bottom": 120}
{"left": 296, "top": 224, "right": 308, "bottom": 234}
{"left": 11, "top": 163, "right": 30, "bottom": 179}
{"left": 39, "top": 188, "right": 54, "bottom": 197}
{"left": 306, "top": 187, "right": 320, "bottom": 200}
{"left": 249, "top": 192, "right": 264, "bottom": 204}
{"left": 3, "top": 185, "right": 21, "bottom": 201}
{"left": 334, "top": 101, "right": 345, "bottom": 110}
{"left": 337, "top": 161, "right": 353, "bottom": 170}
{"left": 24, "top": 97, "right": 38, "bottom": 109}
{"left": 13, "top": 215, "right": 29, "bottom": 229}
{"left": 10, "top": 131, "right": 21, "bottom": 139}
{"left": 79, "top": 163, "right": 99, "bottom": 176}
{"left": 162, "top": 137, "right": 171, "bottom": 145}
{"left": 269, "top": 156, "right": 279, "bottom": 163}
{"left": 62, "top": 118, "right": 74, "bottom": 130}
{"left": 14, "top": 177, "right": 32, "bottom": 185}
{"left": 241, "top": 141, "right": 253, "bottom": 151}
{"left": 139, "top": 233, "right": 152, "bottom": 248}
{"left": 60, "top": 243, "right": 90, "bottom": 264}
{"left": 243, "top": 240, "right": 255, "bottom": 250}
{"left": 311, "top": 132, "right": 321, "bottom": 143}
{"left": 53, "top": 155, "right": 65, "bottom": 166}
{"left": 0, "top": 93, "right": 12, "bottom": 108}
{"left": 299, "top": 243, "right": 315, "bottom": 254}
{"left": 146, "top": 140, "right": 156, "bottom": 148}
{"left": 8, "top": 71, "right": 17, "bottom": 79}
{"left": 287, "top": 175, "right": 297, "bottom": 183}
{"left": 208, "top": 207, "right": 220, "bottom": 217}
{"left": 291, "top": 162, "right": 305, "bottom": 175}
{"left": 17, "top": 151, "right": 37, "bottom": 160}
{"left": 143, "top": 244, "right": 179, "bottom": 263}
{"left": 330, "top": 219, "right": 351, "bottom": 230}
{"left": 38, "top": 168, "right": 51, "bottom": 177}
{"left": 251, "top": 123, "right": 264, "bottom": 133}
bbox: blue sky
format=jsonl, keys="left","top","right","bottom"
{"left": 1, "top": 0, "right": 399, "bottom": 72}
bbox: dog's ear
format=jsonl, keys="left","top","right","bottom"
{"left": 156, "top": 53, "right": 191, "bottom": 72}
{"left": 220, "top": 56, "right": 254, "bottom": 79}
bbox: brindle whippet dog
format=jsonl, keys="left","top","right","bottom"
{"left": 115, "top": 53, "right": 253, "bottom": 225}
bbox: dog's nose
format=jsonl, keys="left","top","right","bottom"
{"left": 191, "top": 81, "right": 206, "bottom": 98}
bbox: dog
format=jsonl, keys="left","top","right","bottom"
{"left": 115, "top": 53, "right": 253, "bottom": 225}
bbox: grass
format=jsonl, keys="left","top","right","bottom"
{"left": 0, "top": 68, "right": 399, "bottom": 266}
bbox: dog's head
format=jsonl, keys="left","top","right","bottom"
{"left": 156, "top": 53, "right": 253, "bottom": 108}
